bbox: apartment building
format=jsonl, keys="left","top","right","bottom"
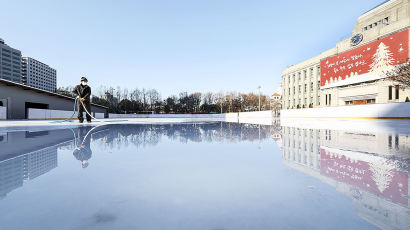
{"left": 22, "top": 57, "right": 57, "bottom": 92}
{"left": 0, "top": 38, "right": 22, "bottom": 83}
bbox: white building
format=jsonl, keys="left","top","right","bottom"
{"left": 22, "top": 57, "right": 57, "bottom": 92}
{"left": 282, "top": 0, "right": 410, "bottom": 109}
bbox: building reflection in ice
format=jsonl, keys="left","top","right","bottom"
{"left": 281, "top": 123, "right": 410, "bottom": 230}
{"left": 0, "top": 129, "right": 70, "bottom": 200}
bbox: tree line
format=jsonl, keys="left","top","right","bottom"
{"left": 56, "top": 86, "right": 272, "bottom": 114}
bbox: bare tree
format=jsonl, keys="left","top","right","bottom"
{"left": 116, "top": 86, "right": 122, "bottom": 103}
{"left": 142, "top": 88, "right": 148, "bottom": 109}
{"left": 192, "top": 92, "right": 202, "bottom": 112}
{"left": 147, "top": 89, "right": 161, "bottom": 111}
{"left": 385, "top": 62, "right": 410, "bottom": 88}
{"left": 271, "top": 99, "right": 281, "bottom": 116}
{"left": 131, "top": 88, "right": 141, "bottom": 102}
{"left": 122, "top": 88, "right": 129, "bottom": 100}
{"left": 202, "top": 92, "right": 214, "bottom": 105}
{"left": 216, "top": 92, "right": 225, "bottom": 113}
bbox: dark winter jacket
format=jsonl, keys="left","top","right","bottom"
{"left": 73, "top": 84, "right": 91, "bottom": 102}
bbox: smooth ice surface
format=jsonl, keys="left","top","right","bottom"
{"left": 0, "top": 120, "right": 409, "bottom": 230}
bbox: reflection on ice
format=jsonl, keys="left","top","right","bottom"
{"left": 0, "top": 119, "right": 409, "bottom": 230}
{"left": 0, "top": 122, "right": 277, "bottom": 199}
{"left": 281, "top": 122, "right": 410, "bottom": 230}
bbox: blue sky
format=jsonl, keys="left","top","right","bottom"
{"left": 0, "top": 0, "right": 384, "bottom": 97}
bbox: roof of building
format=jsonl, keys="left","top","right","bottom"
{"left": 22, "top": 57, "right": 55, "bottom": 69}
{"left": 0, "top": 78, "right": 108, "bottom": 109}
{"left": 272, "top": 93, "right": 280, "bottom": 96}
{"left": 361, "top": 0, "right": 390, "bottom": 16}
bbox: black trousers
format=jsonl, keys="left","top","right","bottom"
{"left": 78, "top": 101, "right": 92, "bottom": 122}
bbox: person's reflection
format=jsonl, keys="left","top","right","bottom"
{"left": 73, "top": 126, "right": 93, "bottom": 168}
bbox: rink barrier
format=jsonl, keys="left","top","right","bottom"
{"left": 281, "top": 102, "right": 410, "bottom": 119}
{"left": 28, "top": 108, "right": 104, "bottom": 120}
{"left": 108, "top": 111, "right": 274, "bottom": 119}
{"left": 0, "top": 106, "right": 6, "bottom": 120}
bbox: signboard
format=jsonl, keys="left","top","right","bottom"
{"left": 320, "top": 29, "right": 409, "bottom": 88}
{"left": 320, "top": 148, "right": 408, "bottom": 205}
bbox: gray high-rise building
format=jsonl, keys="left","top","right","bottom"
{"left": 22, "top": 57, "right": 57, "bottom": 92}
{"left": 0, "top": 38, "right": 22, "bottom": 83}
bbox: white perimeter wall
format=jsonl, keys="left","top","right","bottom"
{"left": 108, "top": 113, "right": 239, "bottom": 119}
{"left": 0, "top": 107, "right": 6, "bottom": 119}
{"left": 238, "top": 110, "right": 273, "bottom": 118}
{"left": 9, "top": 108, "right": 274, "bottom": 120}
{"left": 108, "top": 111, "right": 274, "bottom": 119}
{"left": 28, "top": 108, "right": 104, "bottom": 120}
{"left": 281, "top": 102, "right": 410, "bottom": 118}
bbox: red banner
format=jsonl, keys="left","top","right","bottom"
{"left": 320, "top": 148, "right": 408, "bottom": 205}
{"left": 320, "top": 29, "right": 409, "bottom": 87}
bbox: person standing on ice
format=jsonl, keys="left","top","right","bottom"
{"left": 73, "top": 77, "right": 92, "bottom": 123}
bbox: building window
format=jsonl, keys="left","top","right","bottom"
{"left": 364, "top": 26, "right": 368, "bottom": 31}
{"left": 329, "top": 94, "right": 331, "bottom": 105}
{"left": 395, "top": 86, "right": 399, "bottom": 100}
{"left": 304, "top": 84, "right": 307, "bottom": 93}
{"left": 388, "top": 86, "right": 393, "bottom": 100}
{"left": 325, "top": 94, "right": 328, "bottom": 105}
{"left": 366, "top": 99, "right": 376, "bottom": 104}
{"left": 311, "top": 82, "right": 313, "bottom": 91}
{"left": 384, "top": 17, "right": 389, "bottom": 24}
{"left": 317, "top": 81, "right": 320, "bottom": 89}
{"left": 298, "top": 85, "right": 301, "bottom": 93}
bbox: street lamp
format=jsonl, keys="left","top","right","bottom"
{"left": 257, "top": 86, "right": 261, "bottom": 111}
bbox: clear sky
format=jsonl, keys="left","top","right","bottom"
{"left": 0, "top": 0, "right": 384, "bottom": 97}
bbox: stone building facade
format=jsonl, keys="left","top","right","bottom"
{"left": 282, "top": 0, "right": 410, "bottom": 109}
